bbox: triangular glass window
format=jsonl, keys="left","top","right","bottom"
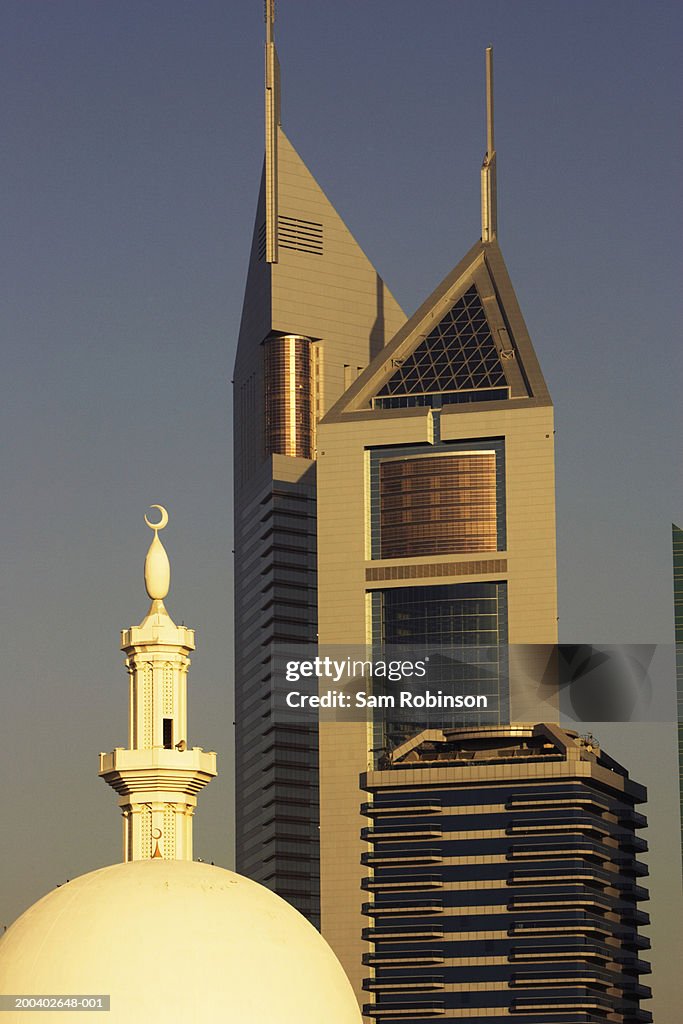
{"left": 375, "top": 286, "right": 508, "bottom": 407}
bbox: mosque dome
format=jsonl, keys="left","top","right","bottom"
{"left": 0, "top": 860, "right": 362, "bottom": 1023}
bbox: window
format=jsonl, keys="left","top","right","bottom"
{"left": 379, "top": 453, "right": 497, "bottom": 558}
{"left": 374, "top": 285, "right": 507, "bottom": 403}
{"left": 264, "top": 335, "right": 313, "bottom": 458}
{"left": 163, "top": 718, "right": 173, "bottom": 750}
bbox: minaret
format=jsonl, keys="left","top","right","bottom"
{"left": 99, "top": 506, "right": 217, "bottom": 862}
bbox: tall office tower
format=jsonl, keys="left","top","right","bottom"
{"left": 361, "top": 725, "right": 651, "bottom": 1023}
{"left": 232, "top": 3, "right": 405, "bottom": 926}
{"left": 316, "top": 50, "right": 558, "bottom": 995}
{"left": 674, "top": 523, "right": 683, "bottom": 869}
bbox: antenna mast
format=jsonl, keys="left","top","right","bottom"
{"left": 481, "top": 47, "right": 498, "bottom": 242}
{"left": 265, "top": 0, "right": 280, "bottom": 262}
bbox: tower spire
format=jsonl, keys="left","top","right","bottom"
{"left": 265, "top": 0, "right": 280, "bottom": 262}
{"left": 481, "top": 46, "right": 497, "bottom": 242}
{"left": 99, "top": 506, "right": 217, "bottom": 863}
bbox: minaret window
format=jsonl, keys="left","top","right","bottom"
{"left": 163, "top": 718, "right": 173, "bottom": 750}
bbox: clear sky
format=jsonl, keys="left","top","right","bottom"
{"left": 0, "top": 1, "right": 681, "bottom": 1018}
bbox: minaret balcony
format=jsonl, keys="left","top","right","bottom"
{"left": 99, "top": 746, "right": 217, "bottom": 797}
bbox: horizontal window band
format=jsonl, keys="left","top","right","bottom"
{"left": 366, "top": 559, "right": 507, "bottom": 582}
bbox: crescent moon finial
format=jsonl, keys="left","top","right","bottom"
{"left": 144, "top": 506, "right": 171, "bottom": 600}
{"left": 144, "top": 504, "right": 169, "bottom": 532}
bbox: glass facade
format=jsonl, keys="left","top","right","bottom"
{"left": 264, "top": 334, "right": 313, "bottom": 458}
{"left": 370, "top": 438, "right": 507, "bottom": 558}
{"left": 371, "top": 583, "right": 509, "bottom": 755}
{"left": 374, "top": 387, "right": 509, "bottom": 410}
{"left": 370, "top": 430, "right": 509, "bottom": 758}
{"left": 374, "top": 285, "right": 507, "bottom": 405}
{"left": 377, "top": 582, "right": 506, "bottom": 647}
{"left": 379, "top": 453, "right": 497, "bottom": 559}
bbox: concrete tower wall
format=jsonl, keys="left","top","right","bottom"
{"left": 316, "top": 238, "right": 558, "bottom": 996}
{"left": 233, "top": 121, "right": 404, "bottom": 925}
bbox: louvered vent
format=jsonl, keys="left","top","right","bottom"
{"left": 279, "top": 216, "right": 323, "bottom": 255}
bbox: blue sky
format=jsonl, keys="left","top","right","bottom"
{"left": 1, "top": 2, "right": 681, "bottom": 1016}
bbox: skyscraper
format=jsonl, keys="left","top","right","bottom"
{"left": 233, "top": 2, "right": 405, "bottom": 926}
{"left": 315, "top": 49, "right": 558, "bottom": 993}
{"left": 233, "top": 14, "right": 651, "bottom": 1019}
{"left": 361, "top": 725, "right": 651, "bottom": 1023}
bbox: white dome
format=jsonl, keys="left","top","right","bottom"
{"left": 0, "top": 860, "right": 361, "bottom": 1023}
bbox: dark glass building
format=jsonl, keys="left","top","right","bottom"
{"left": 361, "top": 725, "right": 652, "bottom": 1023}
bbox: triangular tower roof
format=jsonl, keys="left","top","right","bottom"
{"left": 323, "top": 46, "right": 550, "bottom": 421}
{"left": 234, "top": 5, "right": 404, "bottom": 385}
{"left": 234, "top": 125, "right": 405, "bottom": 384}
{"left": 324, "top": 237, "right": 550, "bottom": 420}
